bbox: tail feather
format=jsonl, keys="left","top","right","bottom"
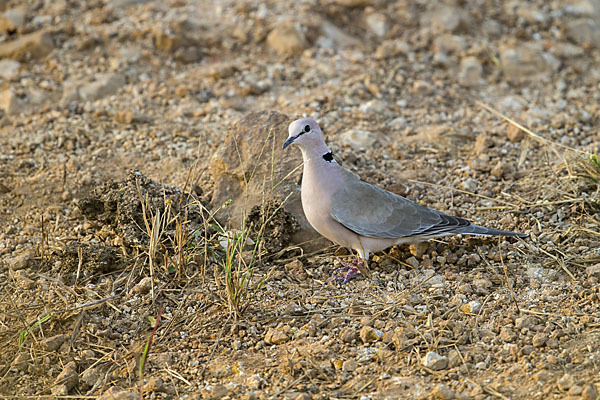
{"left": 460, "top": 224, "right": 529, "bottom": 238}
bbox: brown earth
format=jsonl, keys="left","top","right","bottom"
{"left": 1, "top": 0, "right": 600, "bottom": 399}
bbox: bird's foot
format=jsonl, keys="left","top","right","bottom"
{"left": 331, "top": 257, "right": 363, "bottom": 283}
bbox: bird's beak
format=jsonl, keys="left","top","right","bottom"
{"left": 282, "top": 136, "right": 296, "bottom": 150}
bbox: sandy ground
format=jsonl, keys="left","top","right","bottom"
{"left": 1, "top": 0, "right": 600, "bottom": 399}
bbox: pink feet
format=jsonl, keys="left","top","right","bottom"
{"left": 332, "top": 257, "right": 363, "bottom": 284}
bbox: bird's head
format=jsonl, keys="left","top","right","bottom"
{"left": 282, "top": 118, "right": 324, "bottom": 151}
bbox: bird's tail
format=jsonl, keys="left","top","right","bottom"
{"left": 459, "top": 224, "right": 529, "bottom": 238}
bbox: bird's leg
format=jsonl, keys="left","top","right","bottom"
{"left": 332, "top": 257, "right": 363, "bottom": 283}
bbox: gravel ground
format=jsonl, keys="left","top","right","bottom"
{"left": 1, "top": 0, "right": 600, "bottom": 399}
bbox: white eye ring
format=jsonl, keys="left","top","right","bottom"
{"left": 303, "top": 125, "right": 311, "bottom": 133}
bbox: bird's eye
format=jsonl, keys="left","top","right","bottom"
{"left": 304, "top": 125, "right": 311, "bottom": 133}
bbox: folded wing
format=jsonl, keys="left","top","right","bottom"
{"left": 330, "top": 172, "right": 472, "bottom": 239}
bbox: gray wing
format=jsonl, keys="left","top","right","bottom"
{"left": 330, "top": 172, "right": 471, "bottom": 239}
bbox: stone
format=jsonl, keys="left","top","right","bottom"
{"left": 108, "top": 0, "right": 150, "bottom": 8}
{"left": 405, "top": 256, "right": 419, "bottom": 268}
{"left": 490, "top": 161, "right": 508, "bottom": 178}
{"left": 447, "top": 350, "right": 461, "bottom": 367}
{"left": 12, "top": 269, "right": 35, "bottom": 289}
{"left": 359, "top": 326, "right": 383, "bottom": 343}
{"left": 521, "top": 344, "right": 534, "bottom": 355}
{"left": 79, "top": 73, "right": 126, "bottom": 102}
{"left": 0, "top": 30, "right": 54, "bottom": 60}
{"left": 506, "top": 124, "right": 525, "bottom": 142}
{"left": 515, "top": 6, "right": 547, "bottom": 23}
{"left": 586, "top": 263, "right": 600, "bottom": 277}
{"left": 532, "top": 332, "right": 548, "bottom": 347}
{"left": 8, "top": 251, "right": 32, "bottom": 270}
{"left": 458, "top": 56, "right": 482, "bottom": 87}
{"left": 266, "top": 23, "right": 308, "bottom": 55}
{"left": 566, "top": 18, "right": 600, "bottom": 47}
{"left": 209, "top": 384, "right": 229, "bottom": 398}
{"left": 409, "top": 242, "right": 428, "bottom": 258}
{"left": 246, "top": 374, "right": 264, "bottom": 390}
{"left": 151, "top": 17, "right": 205, "bottom": 62}
{"left": 551, "top": 42, "right": 585, "bottom": 58}
{"left": 460, "top": 300, "right": 481, "bottom": 314}
{"left": 0, "top": 181, "right": 10, "bottom": 193}
{"left": 293, "top": 393, "right": 312, "bottom": 400}
{"left": 458, "top": 283, "right": 473, "bottom": 294}
{"left": 153, "top": 28, "right": 183, "bottom": 53}
{"left": 210, "top": 111, "right": 322, "bottom": 249}
{"left": 433, "top": 34, "right": 467, "bottom": 54}
{"left": 359, "top": 99, "right": 389, "bottom": 116}
{"left": 340, "top": 129, "right": 386, "bottom": 149}
{"left": 474, "top": 134, "right": 494, "bottom": 156}
{"left": 285, "top": 259, "right": 308, "bottom": 281}
{"left": 568, "top": 385, "right": 583, "bottom": 396}
{"left": 264, "top": 328, "right": 290, "bottom": 345}
{"left": 98, "top": 387, "right": 138, "bottom": 400}
{"left": 11, "top": 352, "right": 30, "bottom": 372}
{"left": 334, "top": 0, "right": 373, "bottom": 7}
{"left": 0, "top": 88, "right": 23, "bottom": 115}
{"left": 515, "top": 315, "right": 537, "bottom": 330}
{"left": 533, "top": 370, "right": 552, "bottom": 382}
{"left": 342, "top": 358, "right": 357, "bottom": 372}
{"left": 426, "top": 6, "right": 472, "bottom": 33}
{"left": 471, "top": 276, "right": 492, "bottom": 291}
{"left": 422, "top": 351, "right": 448, "bottom": 370}
{"left": 365, "top": 12, "right": 388, "bottom": 37}
{"left": 499, "top": 42, "right": 560, "bottom": 82}
{"left": 563, "top": 0, "right": 600, "bottom": 17}
{"left": 143, "top": 377, "right": 166, "bottom": 393}
{"left": 114, "top": 110, "right": 135, "bottom": 124}
{"left": 582, "top": 384, "right": 597, "bottom": 400}
{"left": 81, "top": 368, "right": 100, "bottom": 387}
{"left": 316, "top": 19, "right": 359, "bottom": 49}
{"left": 0, "top": 7, "right": 26, "bottom": 33}
{"left": 500, "top": 326, "right": 517, "bottom": 342}
{"left": 133, "top": 276, "right": 153, "bottom": 294}
{"left": 375, "top": 39, "right": 409, "bottom": 59}
{"left": 53, "top": 362, "right": 78, "bottom": 394}
{"left": 62, "top": 73, "right": 126, "bottom": 103}
{"left": 461, "top": 177, "right": 480, "bottom": 192}
{"left": 412, "top": 80, "right": 433, "bottom": 95}
{"left": 558, "top": 373, "right": 575, "bottom": 391}
{"left": 432, "top": 383, "right": 455, "bottom": 399}
{"left": 340, "top": 327, "right": 358, "bottom": 343}
{"left": 40, "top": 334, "right": 68, "bottom": 352}
{"left": 433, "top": 52, "right": 453, "bottom": 68}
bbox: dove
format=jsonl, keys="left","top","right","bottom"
{"left": 282, "top": 118, "right": 528, "bottom": 282}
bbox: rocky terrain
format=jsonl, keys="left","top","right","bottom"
{"left": 1, "top": 0, "right": 600, "bottom": 398}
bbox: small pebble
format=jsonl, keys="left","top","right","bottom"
{"left": 558, "top": 373, "right": 575, "bottom": 391}
{"left": 432, "top": 383, "right": 455, "bottom": 399}
{"left": 359, "top": 326, "right": 383, "bottom": 343}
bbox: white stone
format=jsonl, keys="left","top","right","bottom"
{"left": 458, "top": 56, "right": 483, "bottom": 86}
{"left": 340, "top": 129, "right": 387, "bottom": 149}
{"left": 0, "top": 59, "right": 20, "bottom": 80}
{"left": 365, "top": 12, "right": 388, "bottom": 37}
{"left": 422, "top": 351, "right": 448, "bottom": 370}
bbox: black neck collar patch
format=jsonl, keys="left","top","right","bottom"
{"left": 322, "top": 152, "right": 334, "bottom": 162}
